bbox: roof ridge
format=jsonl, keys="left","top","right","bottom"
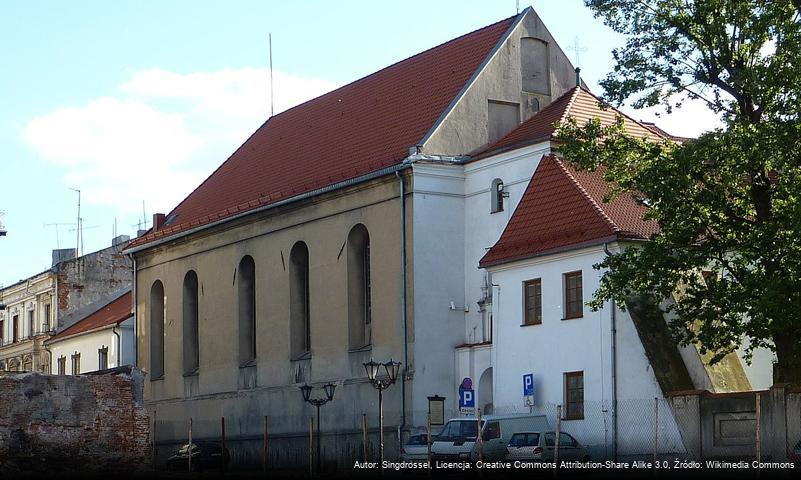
{"left": 131, "top": 15, "right": 519, "bottom": 248}
{"left": 549, "top": 154, "right": 620, "bottom": 234}
{"left": 556, "top": 87, "right": 583, "bottom": 127}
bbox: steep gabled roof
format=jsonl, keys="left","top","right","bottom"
{"left": 472, "top": 87, "right": 667, "bottom": 159}
{"left": 479, "top": 154, "right": 659, "bottom": 268}
{"left": 126, "top": 15, "right": 518, "bottom": 251}
{"left": 46, "top": 292, "right": 132, "bottom": 343}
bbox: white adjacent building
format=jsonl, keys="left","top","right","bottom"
{"left": 46, "top": 291, "right": 134, "bottom": 375}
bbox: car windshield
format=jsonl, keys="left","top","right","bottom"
{"left": 509, "top": 433, "right": 539, "bottom": 447}
{"left": 436, "top": 420, "right": 483, "bottom": 441}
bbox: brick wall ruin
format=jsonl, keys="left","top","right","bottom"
{"left": 0, "top": 366, "right": 150, "bottom": 473}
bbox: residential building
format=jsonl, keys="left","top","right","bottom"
{"left": 123, "top": 7, "right": 581, "bottom": 466}
{"left": 45, "top": 290, "right": 134, "bottom": 375}
{"left": 0, "top": 269, "right": 55, "bottom": 372}
{"left": 0, "top": 238, "right": 132, "bottom": 372}
{"left": 467, "top": 102, "right": 774, "bottom": 458}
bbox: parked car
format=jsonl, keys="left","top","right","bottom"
{"left": 431, "top": 413, "right": 550, "bottom": 462}
{"left": 504, "top": 431, "right": 590, "bottom": 462}
{"left": 400, "top": 433, "right": 431, "bottom": 461}
{"left": 166, "top": 441, "right": 230, "bottom": 471}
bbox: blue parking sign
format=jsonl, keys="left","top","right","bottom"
{"left": 459, "top": 388, "right": 475, "bottom": 412}
{"left": 523, "top": 373, "right": 535, "bottom": 396}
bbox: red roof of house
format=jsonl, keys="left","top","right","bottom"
{"left": 472, "top": 87, "right": 667, "bottom": 159}
{"left": 47, "top": 292, "right": 132, "bottom": 343}
{"left": 479, "top": 154, "right": 659, "bottom": 268}
{"left": 126, "top": 15, "right": 517, "bottom": 251}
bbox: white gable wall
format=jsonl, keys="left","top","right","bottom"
{"left": 410, "top": 142, "right": 550, "bottom": 425}
{"left": 487, "top": 244, "right": 686, "bottom": 458}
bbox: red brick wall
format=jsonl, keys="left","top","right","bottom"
{"left": 0, "top": 369, "right": 151, "bottom": 470}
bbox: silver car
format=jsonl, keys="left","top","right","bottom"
{"left": 505, "top": 431, "right": 589, "bottom": 462}
{"left": 400, "top": 433, "right": 431, "bottom": 461}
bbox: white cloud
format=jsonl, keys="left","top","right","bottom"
{"left": 22, "top": 68, "right": 338, "bottom": 215}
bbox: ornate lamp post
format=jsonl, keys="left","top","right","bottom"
{"left": 300, "top": 382, "right": 336, "bottom": 475}
{"left": 363, "top": 358, "right": 401, "bottom": 472}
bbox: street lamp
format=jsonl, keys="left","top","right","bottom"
{"left": 363, "top": 358, "right": 401, "bottom": 473}
{"left": 299, "top": 382, "right": 336, "bottom": 475}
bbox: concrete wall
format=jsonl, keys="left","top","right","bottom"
{"left": 134, "top": 174, "right": 409, "bottom": 467}
{"left": 669, "top": 386, "right": 801, "bottom": 461}
{"left": 56, "top": 244, "right": 132, "bottom": 330}
{"left": 422, "top": 8, "right": 577, "bottom": 156}
{"left": 0, "top": 367, "right": 150, "bottom": 473}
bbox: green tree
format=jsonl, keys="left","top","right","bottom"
{"left": 556, "top": 0, "right": 801, "bottom": 382}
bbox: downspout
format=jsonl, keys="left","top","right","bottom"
{"left": 113, "top": 325, "right": 122, "bottom": 368}
{"left": 603, "top": 242, "right": 618, "bottom": 461}
{"left": 131, "top": 255, "right": 138, "bottom": 367}
{"left": 396, "top": 170, "right": 409, "bottom": 433}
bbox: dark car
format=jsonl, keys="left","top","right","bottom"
{"left": 166, "top": 441, "right": 230, "bottom": 471}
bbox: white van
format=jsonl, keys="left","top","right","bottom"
{"left": 430, "top": 413, "right": 550, "bottom": 462}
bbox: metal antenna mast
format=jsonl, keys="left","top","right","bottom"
{"left": 269, "top": 33, "right": 274, "bottom": 117}
{"left": 69, "top": 188, "right": 82, "bottom": 257}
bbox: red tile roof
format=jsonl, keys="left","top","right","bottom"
{"left": 126, "top": 15, "right": 518, "bottom": 251}
{"left": 46, "top": 292, "right": 132, "bottom": 343}
{"left": 472, "top": 87, "right": 667, "bottom": 159}
{"left": 479, "top": 154, "right": 659, "bottom": 268}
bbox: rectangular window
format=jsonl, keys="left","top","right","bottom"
{"left": 487, "top": 100, "right": 520, "bottom": 144}
{"left": 0, "top": 319, "right": 4, "bottom": 344}
{"left": 28, "top": 310, "right": 34, "bottom": 336}
{"left": 564, "top": 371, "right": 584, "bottom": 420}
{"left": 523, "top": 279, "right": 542, "bottom": 325}
{"left": 98, "top": 346, "right": 109, "bottom": 370}
{"left": 71, "top": 352, "right": 81, "bottom": 375}
{"left": 57, "top": 356, "right": 66, "bottom": 375}
{"left": 12, "top": 315, "right": 18, "bottom": 342}
{"left": 563, "top": 271, "right": 583, "bottom": 319}
{"left": 43, "top": 304, "right": 51, "bottom": 332}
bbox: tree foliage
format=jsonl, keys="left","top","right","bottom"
{"left": 556, "top": 0, "right": 801, "bottom": 381}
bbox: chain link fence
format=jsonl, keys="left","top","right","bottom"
{"left": 151, "top": 389, "right": 801, "bottom": 473}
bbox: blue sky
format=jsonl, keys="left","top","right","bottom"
{"left": 0, "top": 0, "right": 720, "bottom": 287}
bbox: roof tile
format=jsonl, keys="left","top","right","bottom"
{"left": 127, "top": 15, "right": 516, "bottom": 250}
{"left": 479, "top": 154, "right": 659, "bottom": 268}
{"left": 47, "top": 292, "right": 133, "bottom": 343}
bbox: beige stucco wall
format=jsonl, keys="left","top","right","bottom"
{"left": 134, "top": 175, "right": 413, "bottom": 464}
{"left": 422, "top": 8, "right": 578, "bottom": 156}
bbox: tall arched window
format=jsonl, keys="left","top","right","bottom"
{"left": 347, "top": 224, "right": 372, "bottom": 349}
{"left": 521, "top": 37, "right": 550, "bottom": 95}
{"left": 150, "top": 280, "right": 165, "bottom": 379}
{"left": 491, "top": 178, "right": 505, "bottom": 213}
{"left": 290, "top": 242, "right": 311, "bottom": 358}
{"left": 182, "top": 271, "right": 199, "bottom": 375}
{"left": 238, "top": 255, "right": 256, "bottom": 365}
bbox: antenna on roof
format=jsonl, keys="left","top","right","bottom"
{"left": 69, "top": 188, "right": 82, "bottom": 257}
{"left": 269, "top": 32, "right": 274, "bottom": 117}
{"left": 516, "top": 1, "right": 520, "bottom": 14}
